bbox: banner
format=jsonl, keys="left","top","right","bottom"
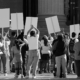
{"left": 51, "top": 16, "right": 60, "bottom": 33}
{"left": 70, "top": 24, "right": 80, "bottom": 38}
{"left": 24, "top": 17, "right": 38, "bottom": 35}
{"left": 0, "top": 8, "right": 10, "bottom": 28}
{"left": 45, "top": 17, "right": 54, "bottom": 34}
{"left": 11, "top": 13, "right": 24, "bottom": 30}
{"left": 45, "top": 16, "right": 60, "bottom": 34}
{"left": 11, "top": 13, "right": 17, "bottom": 30}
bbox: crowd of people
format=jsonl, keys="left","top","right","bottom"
{"left": 0, "top": 25, "right": 80, "bottom": 79}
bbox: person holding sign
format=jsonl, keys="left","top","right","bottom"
{"left": 0, "top": 34, "right": 7, "bottom": 76}
{"left": 26, "top": 25, "right": 40, "bottom": 78}
{"left": 73, "top": 33, "right": 80, "bottom": 78}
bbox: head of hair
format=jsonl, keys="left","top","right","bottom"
{"left": 14, "top": 39, "right": 20, "bottom": 50}
{"left": 42, "top": 35, "right": 48, "bottom": 46}
{"left": 17, "top": 31, "right": 24, "bottom": 41}
{"left": 57, "top": 34, "right": 63, "bottom": 41}
{"left": 30, "top": 30, "right": 36, "bottom": 37}
{"left": 71, "top": 32, "right": 76, "bottom": 38}
{"left": 78, "top": 33, "right": 80, "bottom": 41}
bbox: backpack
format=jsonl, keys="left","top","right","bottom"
{"left": 69, "top": 39, "right": 75, "bottom": 53}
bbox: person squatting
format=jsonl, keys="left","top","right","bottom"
{"left": 0, "top": 25, "right": 80, "bottom": 79}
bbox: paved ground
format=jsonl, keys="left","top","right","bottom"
{"left": 0, "top": 73, "right": 78, "bottom": 80}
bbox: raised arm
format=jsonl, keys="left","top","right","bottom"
{"left": 27, "top": 25, "right": 34, "bottom": 35}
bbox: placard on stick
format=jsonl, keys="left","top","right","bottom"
{"left": 17, "top": 13, "right": 24, "bottom": 30}
{"left": 45, "top": 17, "right": 54, "bottom": 34}
{"left": 31, "top": 17, "right": 38, "bottom": 28}
{"left": 51, "top": 16, "right": 60, "bottom": 33}
{"left": 24, "top": 17, "right": 38, "bottom": 35}
{"left": 0, "top": 8, "right": 10, "bottom": 28}
{"left": 24, "top": 17, "right": 32, "bottom": 35}
{"left": 75, "top": 24, "right": 80, "bottom": 38}
{"left": 11, "top": 13, "right": 18, "bottom": 30}
{"left": 11, "top": 13, "right": 24, "bottom": 30}
{"left": 70, "top": 25, "right": 75, "bottom": 38}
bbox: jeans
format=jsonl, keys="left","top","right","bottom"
{"left": 56, "top": 54, "right": 67, "bottom": 77}
{"left": 26, "top": 49, "right": 39, "bottom": 76}
{"left": 0, "top": 54, "right": 6, "bottom": 73}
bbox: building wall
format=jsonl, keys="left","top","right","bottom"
{"left": 38, "top": 0, "right": 64, "bottom": 15}
{"left": 0, "top": 0, "right": 23, "bottom": 13}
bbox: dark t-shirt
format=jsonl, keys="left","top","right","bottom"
{"left": 54, "top": 40, "right": 65, "bottom": 57}
{"left": 21, "top": 43, "right": 29, "bottom": 58}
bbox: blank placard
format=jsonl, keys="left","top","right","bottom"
{"left": 17, "top": 13, "right": 24, "bottom": 30}
{"left": 75, "top": 24, "right": 80, "bottom": 38}
{"left": 70, "top": 25, "right": 75, "bottom": 38}
{"left": 31, "top": 17, "right": 38, "bottom": 28}
{"left": 45, "top": 17, "right": 54, "bottom": 34}
{"left": 11, "top": 13, "right": 18, "bottom": 30}
{"left": 24, "top": 17, "right": 32, "bottom": 35}
{"left": 0, "top": 8, "right": 10, "bottom": 28}
{"left": 51, "top": 16, "right": 60, "bottom": 32}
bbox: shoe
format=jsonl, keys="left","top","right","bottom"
{"left": 21, "top": 75, "right": 24, "bottom": 79}
{"left": 14, "top": 75, "right": 18, "bottom": 78}
{"left": 14, "top": 73, "right": 19, "bottom": 78}
{"left": 32, "top": 75, "right": 36, "bottom": 79}
{"left": 4, "top": 73, "right": 8, "bottom": 76}
{"left": 25, "top": 76, "right": 29, "bottom": 79}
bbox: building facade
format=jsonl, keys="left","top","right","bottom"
{"left": 0, "top": 0, "right": 79, "bottom": 37}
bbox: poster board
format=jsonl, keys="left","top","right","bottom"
{"left": 70, "top": 25, "right": 75, "bottom": 38}
{"left": 75, "top": 24, "right": 80, "bottom": 38}
{"left": 24, "top": 17, "right": 38, "bottom": 35}
{"left": 45, "top": 16, "right": 60, "bottom": 34}
{"left": 11, "top": 13, "right": 18, "bottom": 30}
{"left": 51, "top": 16, "right": 60, "bottom": 33}
{"left": 11, "top": 13, "right": 24, "bottom": 30}
{"left": 31, "top": 17, "right": 38, "bottom": 28}
{"left": 17, "top": 13, "right": 24, "bottom": 30}
{"left": 24, "top": 17, "right": 32, "bottom": 35}
{"left": 70, "top": 24, "right": 80, "bottom": 38}
{"left": 45, "top": 17, "right": 54, "bottom": 34}
{"left": 0, "top": 8, "right": 10, "bottom": 28}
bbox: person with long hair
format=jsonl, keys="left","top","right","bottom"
{"left": 52, "top": 34, "right": 66, "bottom": 78}
{"left": 40, "top": 35, "right": 52, "bottom": 73}
{"left": 73, "top": 33, "right": 80, "bottom": 78}
{"left": 11, "top": 40, "right": 22, "bottom": 78}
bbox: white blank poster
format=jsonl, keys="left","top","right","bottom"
{"left": 32, "top": 17, "right": 38, "bottom": 28}
{"left": 51, "top": 16, "right": 60, "bottom": 32}
{"left": 75, "top": 24, "right": 80, "bottom": 38}
{"left": 17, "top": 13, "right": 24, "bottom": 30}
{"left": 45, "top": 17, "right": 54, "bottom": 34}
{"left": 70, "top": 25, "right": 75, "bottom": 38}
{"left": 11, "top": 13, "right": 18, "bottom": 30}
{"left": 0, "top": 8, "right": 10, "bottom": 28}
{"left": 24, "top": 17, "right": 32, "bottom": 35}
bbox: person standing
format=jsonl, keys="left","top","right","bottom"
{"left": 26, "top": 25, "right": 40, "bottom": 78}
{"left": 73, "top": 33, "right": 80, "bottom": 78}
{"left": 11, "top": 40, "right": 23, "bottom": 78}
{"left": 0, "top": 34, "right": 7, "bottom": 76}
{"left": 68, "top": 32, "right": 78, "bottom": 74}
{"left": 52, "top": 34, "right": 66, "bottom": 78}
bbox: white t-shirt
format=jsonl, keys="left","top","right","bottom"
{"left": 0, "top": 42, "right": 4, "bottom": 54}
{"left": 27, "top": 34, "right": 39, "bottom": 50}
